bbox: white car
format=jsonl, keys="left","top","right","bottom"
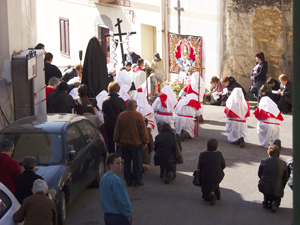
{"left": 0, "top": 182, "right": 23, "bottom": 225}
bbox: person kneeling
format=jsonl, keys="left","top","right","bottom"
{"left": 154, "top": 122, "right": 182, "bottom": 184}
{"left": 258, "top": 145, "right": 289, "bottom": 213}
{"left": 197, "top": 139, "right": 226, "bottom": 206}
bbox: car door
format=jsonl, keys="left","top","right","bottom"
{"left": 65, "top": 124, "right": 90, "bottom": 201}
{"left": 76, "top": 120, "right": 101, "bottom": 184}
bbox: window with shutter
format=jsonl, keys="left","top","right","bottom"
{"left": 59, "top": 17, "right": 70, "bottom": 56}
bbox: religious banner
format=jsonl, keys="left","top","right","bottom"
{"left": 168, "top": 33, "right": 202, "bottom": 76}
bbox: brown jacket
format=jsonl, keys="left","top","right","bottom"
{"left": 13, "top": 192, "right": 58, "bottom": 225}
{"left": 114, "top": 109, "right": 149, "bottom": 147}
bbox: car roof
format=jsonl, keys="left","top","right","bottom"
{"left": 1, "top": 114, "right": 87, "bottom": 134}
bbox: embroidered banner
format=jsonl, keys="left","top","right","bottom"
{"left": 168, "top": 33, "right": 202, "bottom": 76}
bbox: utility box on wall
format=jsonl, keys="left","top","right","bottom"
{"left": 11, "top": 49, "right": 46, "bottom": 121}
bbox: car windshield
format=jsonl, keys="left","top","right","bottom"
{"left": 0, "top": 133, "right": 63, "bottom": 165}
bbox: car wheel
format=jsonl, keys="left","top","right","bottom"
{"left": 91, "top": 156, "right": 106, "bottom": 187}
{"left": 58, "top": 191, "right": 66, "bottom": 225}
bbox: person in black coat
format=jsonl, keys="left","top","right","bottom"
{"left": 286, "top": 157, "right": 293, "bottom": 190}
{"left": 267, "top": 77, "right": 281, "bottom": 103}
{"left": 47, "top": 82, "right": 75, "bottom": 113}
{"left": 15, "top": 156, "right": 44, "bottom": 204}
{"left": 102, "top": 81, "right": 127, "bottom": 153}
{"left": 154, "top": 122, "right": 181, "bottom": 184}
{"left": 250, "top": 52, "right": 268, "bottom": 99}
{"left": 123, "top": 51, "right": 141, "bottom": 64}
{"left": 277, "top": 74, "right": 292, "bottom": 114}
{"left": 222, "top": 76, "right": 246, "bottom": 102}
{"left": 256, "top": 85, "right": 273, "bottom": 107}
{"left": 44, "top": 53, "right": 62, "bottom": 86}
{"left": 258, "top": 145, "right": 289, "bottom": 213}
{"left": 197, "top": 138, "right": 226, "bottom": 206}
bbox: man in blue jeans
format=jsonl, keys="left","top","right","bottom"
{"left": 114, "top": 100, "right": 149, "bottom": 187}
{"left": 251, "top": 52, "right": 268, "bottom": 99}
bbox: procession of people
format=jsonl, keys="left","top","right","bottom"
{"left": 0, "top": 39, "right": 294, "bottom": 225}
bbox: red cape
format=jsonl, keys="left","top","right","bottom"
{"left": 253, "top": 108, "right": 284, "bottom": 121}
{"left": 183, "top": 84, "right": 198, "bottom": 95}
{"left": 159, "top": 93, "right": 168, "bottom": 108}
{"left": 224, "top": 101, "right": 250, "bottom": 118}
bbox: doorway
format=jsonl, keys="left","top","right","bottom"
{"left": 141, "top": 24, "right": 156, "bottom": 63}
{"left": 98, "top": 26, "right": 110, "bottom": 59}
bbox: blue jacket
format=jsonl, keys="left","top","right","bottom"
{"left": 251, "top": 61, "right": 268, "bottom": 81}
{"left": 100, "top": 173, "right": 132, "bottom": 219}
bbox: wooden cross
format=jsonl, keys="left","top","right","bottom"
{"left": 174, "top": 0, "right": 184, "bottom": 34}
{"left": 104, "top": 18, "right": 136, "bottom": 66}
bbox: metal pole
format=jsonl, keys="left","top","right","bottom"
{"left": 281, "top": 0, "right": 289, "bottom": 78}
{"left": 293, "top": 1, "right": 300, "bottom": 224}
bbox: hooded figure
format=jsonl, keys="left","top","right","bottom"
{"left": 118, "top": 85, "right": 131, "bottom": 104}
{"left": 178, "top": 72, "right": 205, "bottom": 103}
{"left": 96, "top": 90, "right": 108, "bottom": 121}
{"left": 254, "top": 96, "right": 283, "bottom": 149}
{"left": 152, "top": 85, "right": 177, "bottom": 129}
{"left": 224, "top": 88, "right": 250, "bottom": 148}
{"left": 135, "top": 92, "right": 159, "bottom": 139}
{"left": 82, "top": 37, "right": 108, "bottom": 98}
{"left": 175, "top": 93, "right": 201, "bottom": 141}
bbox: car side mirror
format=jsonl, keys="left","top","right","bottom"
{"left": 69, "top": 150, "right": 76, "bottom": 161}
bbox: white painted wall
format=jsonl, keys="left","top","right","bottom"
{"left": 36, "top": 0, "right": 164, "bottom": 69}
{"left": 168, "top": 0, "right": 222, "bottom": 86}
{"left": 0, "top": 0, "right": 37, "bottom": 82}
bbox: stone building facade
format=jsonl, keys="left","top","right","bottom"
{"left": 222, "top": 0, "right": 293, "bottom": 92}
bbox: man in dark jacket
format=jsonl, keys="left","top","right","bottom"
{"left": 114, "top": 100, "right": 149, "bottom": 187}
{"left": 47, "top": 82, "right": 75, "bottom": 113}
{"left": 258, "top": 145, "right": 289, "bottom": 213}
{"left": 267, "top": 77, "right": 281, "bottom": 103}
{"left": 154, "top": 122, "right": 181, "bottom": 184}
{"left": 44, "top": 52, "right": 62, "bottom": 85}
{"left": 222, "top": 76, "right": 246, "bottom": 102}
{"left": 277, "top": 74, "right": 292, "bottom": 114}
{"left": 198, "top": 139, "right": 226, "bottom": 206}
{"left": 15, "top": 156, "right": 44, "bottom": 204}
{"left": 102, "top": 82, "right": 127, "bottom": 153}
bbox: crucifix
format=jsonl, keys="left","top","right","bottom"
{"left": 105, "top": 18, "right": 136, "bottom": 66}
{"left": 174, "top": 0, "right": 184, "bottom": 34}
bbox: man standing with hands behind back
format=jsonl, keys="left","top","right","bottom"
{"left": 114, "top": 100, "right": 149, "bottom": 187}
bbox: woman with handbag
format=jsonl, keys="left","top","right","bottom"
{"left": 154, "top": 122, "right": 183, "bottom": 184}
{"left": 196, "top": 138, "right": 226, "bottom": 206}
{"left": 250, "top": 52, "right": 268, "bottom": 99}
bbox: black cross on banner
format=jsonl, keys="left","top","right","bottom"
{"left": 174, "top": 0, "right": 184, "bottom": 34}
{"left": 105, "top": 18, "right": 136, "bottom": 66}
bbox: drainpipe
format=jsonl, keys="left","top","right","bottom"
{"left": 162, "top": 0, "right": 169, "bottom": 81}
{"left": 281, "top": 0, "right": 289, "bottom": 78}
{"left": 293, "top": 1, "right": 300, "bottom": 224}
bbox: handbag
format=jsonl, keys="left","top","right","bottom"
{"left": 249, "top": 85, "right": 257, "bottom": 94}
{"left": 193, "top": 156, "right": 201, "bottom": 186}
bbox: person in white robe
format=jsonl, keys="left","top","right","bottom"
{"left": 116, "top": 70, "right": 135, "bottom": 99}
{"left": 118, "top": 85, "right": 131, "bottom": 104}
{"left": 152, "top": 86, "right": 177, "bottom": 129}
{"left": 135, "top": 92, "right": 159, "bottom": 139}
{"left": 130, "top": 59, "right": 146, "bottom": 91}
{"left": 96, "top": 90, "right": 108, "bottom": 122}
{"left": 174, "top": 93, "right": 201, "bottom": 141}
{"left": 178, "top": 72, "right": 205, "bottom": 120}
{"left": 224, "top": 88, "right": 250, "bottom": 148}
{"left": 254, "top": 96, "right": 283, "bottom": 149}
{"left": 69, "top": 87, "right": 79, "bottom": 99}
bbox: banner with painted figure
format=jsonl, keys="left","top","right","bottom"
{"left": 168, "top": 33, "right": 202, "bottom": 76}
